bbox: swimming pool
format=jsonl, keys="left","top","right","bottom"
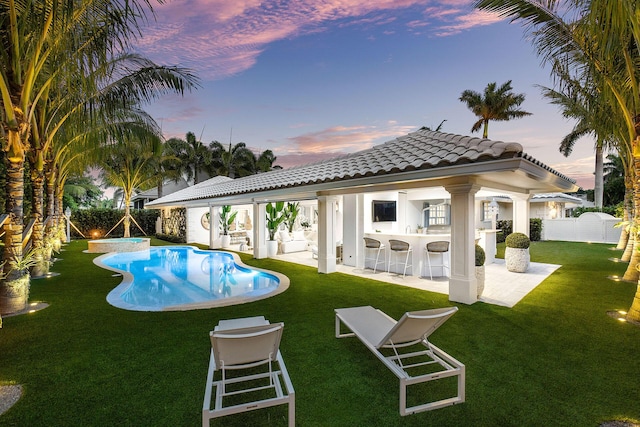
{"left": 93, "top": 246, "right": 289, "bottom": 311}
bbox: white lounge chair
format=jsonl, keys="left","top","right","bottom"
{"left": 335, "top": 306, "right": 465, "bottom": 416}
{"left": 203, "top": 316, "right": 295, "bottom": 426}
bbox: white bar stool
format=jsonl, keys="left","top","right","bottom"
{"left": 425, "top": 241, "right": 450, "bottom": 280}
{"left": 363, "top": 237, "right": 386, "bottom": 273}
{"left": 388, "top": 239, "right": 413, "bottom": 278}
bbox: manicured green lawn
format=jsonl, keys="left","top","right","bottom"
{"left": 1, "top": 239, "right": 639, "bottom": 426}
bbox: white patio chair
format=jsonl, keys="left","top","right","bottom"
{"left": 335, "top": 306, "right": 464, "bottom": 416}
{"left": 203, "top": 318, "right": 295, "bottom": 426}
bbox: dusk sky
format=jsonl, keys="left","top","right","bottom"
{"left": 135, "top": 0, "right": 598, "bottom": 189}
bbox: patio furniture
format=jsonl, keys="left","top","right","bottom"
{"left": 424, "top": 241, "right": 450, "bottom": 280}
{"left": 334, "top": 306, "right": 465, "bottom": 416}
{"left": 364, "top": 237, "right": 387, "bottom": 273}
{"left": 388, "top": 239, "right": 413, "bottom": 278}
{"left": 203, "top": 316, "right": 295, "bottom": 426}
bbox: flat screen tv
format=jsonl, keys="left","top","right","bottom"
{"left": 372, "top": 200, "right": 397, "bottom": 222}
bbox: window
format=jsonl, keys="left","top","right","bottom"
{"left": 423, "top": 202, "right": 451, "bottom": 226}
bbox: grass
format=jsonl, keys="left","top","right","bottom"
{"left": 1, "top": 238, "right": 639, "bottom": 426}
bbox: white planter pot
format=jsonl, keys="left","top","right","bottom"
{"left": 221, "top": 235, "right": 231, "bottom": 248}
{"left": 505, "top": 247, "right": 530, "bottom": 273}
{"left": 267, "top": 240, "right": 279, "bottom": 257}
{"left": 475, "top": 265, "right": 485, "bottom": 298}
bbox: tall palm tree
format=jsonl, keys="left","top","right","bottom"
{"left": 459, "top": 80, "right": 532, "bottom": 138}
{"left": 256, "top": 149, "right": 279, "bottom": 172}
{"left": 0, "top": 0, "right": 151, "bottom": 312}
{"left": 538, "top": 60, "right": 619, "bottom": 210}
{"left": 209, "top": 141, "right": 257, "bottom": 178}
{"left": 169, "top": 132, "right": 214, "bottom": 184}
{"left": 474, "top": 0, "right": 640, "bottom": 320}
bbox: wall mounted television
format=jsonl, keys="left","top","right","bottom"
{"left": 372, "top": 200, "right": 397, "bottom": 222}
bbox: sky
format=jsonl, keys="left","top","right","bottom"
{"left": 133, "top": 0, "right": 598, "bottom": 189}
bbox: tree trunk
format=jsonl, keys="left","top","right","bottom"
{"left": 1, "top": 158, "right": 27, "bottom": 314}
{"left": 124, "top": 194, "right": 131, "bottom": 238}
{"left": 594, "top": 145, "right": 604, "bottom": 209}
{"left": 617, "top": 178, "right": 633, "bottom": 251}
{"left": 627, "top": 139, "right": 640, "bottom": 322}
{"left": 157, "top": 180, "right": 164, "bottom": 199}
{"left": 30, "top": 170, "right": 48, "bottom": 277}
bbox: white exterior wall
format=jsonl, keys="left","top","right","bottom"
{"left": 187, "top": 207, "right": 210, "bottom": 245}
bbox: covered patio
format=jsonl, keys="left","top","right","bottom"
{"left": 147, "top": 129, "right": 578, "bottom": 305}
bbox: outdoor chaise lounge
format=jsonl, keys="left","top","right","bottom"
{"left": 335, "top": 306, "right": 465, "bottom": 416}
{"left": 203, "top": 316, "right": 295, "bottom": 426}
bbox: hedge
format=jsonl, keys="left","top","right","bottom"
{"left": 70, "top": 208, "right": 159, "bottom": 238}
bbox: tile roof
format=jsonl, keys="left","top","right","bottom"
{"left": 147, "top": 129, "right": 575, "bottom": 207}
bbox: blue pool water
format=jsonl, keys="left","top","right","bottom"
{"left": 95, "top": 246, "right": 286, "bottom": 311}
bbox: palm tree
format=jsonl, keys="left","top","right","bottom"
{"left": 0, "top": 0, "right": 149, "bottom": 312}
{"left": 538, "top": 60, "right": 619, "bottom": 210}
{"left": 473, "top": 0, "right": 640, "bottom": 320}
{"left": 209, "top": 141, "right": 257, "bottom": 178}
{"left": 459, "top": 80, "right": 532, "bottom": 138}
{"left": 169, "top": 132, "right": 214, "bottom": 184}
{"left": 256, "top": 149, "right": 279, "bottom": 172}
{"left": 97, "top": 134, "right": 164, "bottom": 238}
{"left": 603, "top": 154, "right": 626, "bottom": 206}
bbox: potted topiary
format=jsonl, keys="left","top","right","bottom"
{"left": 505, "top": 232, "right": 530, "bottom": 273}
{"left": 475, "top": 244, "right": 486, "bottom": 298}
{"left": 265, "top": 201, "right": 285, "bottom": 257}
{"left": 219, "top": 205, "right": 237, "bottom": 248}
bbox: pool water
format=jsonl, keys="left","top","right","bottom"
{"left": 94, "top": 246, "right": 287, "bottom": 311}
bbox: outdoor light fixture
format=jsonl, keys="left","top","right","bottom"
{"left": 488, "top": 198, "right": 499, "bottom": 230}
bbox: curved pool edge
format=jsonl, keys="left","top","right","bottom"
{"left": 93, "top": 246, "right": 290, "bottom": 312}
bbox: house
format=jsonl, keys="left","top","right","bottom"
{"left": 146, "top": 129, "right": 578, "bottom": 304}
{"left": 131, "top": 178, "right": 190, "bottom": 209}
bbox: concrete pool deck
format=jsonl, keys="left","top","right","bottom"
{"left": 272, "top": 250, "right": 560, "bottom": 308}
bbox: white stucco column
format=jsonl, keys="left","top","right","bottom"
{"left": 445, "top": 183, "right": 481, "bottom": 304}
{"left": 512, "top": 194, "right": 532, "bottom": 236}
{"left": 318, "top": 195, "right": 338, "bottom": 273}
{"left": 209, "top": 205, "right": 221, "bottom": 249}
{"left": 342, "top": 194, "right": 363, "bottom": 268}
{"left": 253, "top": 202, "right": 267, "bottom": 259}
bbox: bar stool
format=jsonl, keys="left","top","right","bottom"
{"left": 363, "top": 237, "right": 386, "bottom": 273}
{"left": 388, "top": 239, "right": 413, "bottom": 278}
{"left": 425, "top": 241, "right": 450, "bottom": 280}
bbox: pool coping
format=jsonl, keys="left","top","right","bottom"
{"left": 92, "top": 246, "right": 290, "bottom": 311}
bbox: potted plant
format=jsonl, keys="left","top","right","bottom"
{"left": 505, "top": 232, "right": 530, "bottom": 273}
{"left": 219, "top": 205, "right": 237, "bottom": 248}
{"left": 265, "top": 201, "right": 285, "bottom": 257}
{"left": 0, "top": 249, "right": 37, "bottom": 315}
{"left": 283, "top": 202, "right": 300, "bottom": 233}
{"left": 475, "top": 244, "right": 486, "bottom": 298}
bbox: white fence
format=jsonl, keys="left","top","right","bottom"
{"left": 542, "top": 212, "right": 622, "bottom": 244}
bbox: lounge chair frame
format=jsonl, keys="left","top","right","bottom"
{"left": 335, "top": 306, "right": 465, "bottom": 416}
{"left": 203, "top": 318, "right": 295, "bottom": 426}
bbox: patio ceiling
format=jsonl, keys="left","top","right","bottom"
{"left": 146, "top": 128, "right": 579, "bottom": 208}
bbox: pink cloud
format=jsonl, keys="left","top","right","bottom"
{"left": 285, "top": 123, "right": 416, "bottom": 153}
{"left": 135, "top": 0, "right": 498, "bottom": 80}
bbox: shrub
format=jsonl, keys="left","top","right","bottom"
{"left": 505, "top": 232, "right": 530, "bottom": 249}
{"left": 155, "top": 233, "right": 185, "bottom": 243}
{"left": 475, "top": 244, "right": 486, "bottom": 266}
{"left": 529, "top": 218, "right": 542, "bottom": 241}
{"left": 496, "top": 219, "right": 541, "bottom": 242}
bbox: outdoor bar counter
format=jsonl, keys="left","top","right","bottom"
{"left": 364, "top": 232, "right": 451, "bottom": 278}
